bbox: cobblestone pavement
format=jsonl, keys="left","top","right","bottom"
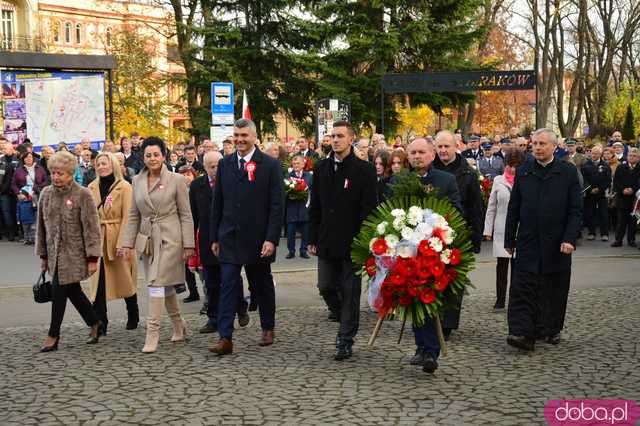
{"left": 1, "top": 286, "right": 639, "bottom": 425}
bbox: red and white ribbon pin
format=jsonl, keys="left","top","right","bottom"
{"left": 245, "top": 161, "right": 257, "bottom": 182}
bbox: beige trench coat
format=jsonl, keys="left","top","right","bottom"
{"left": 35, "top": 182, "right": 102, "bottom": 285}
{"left": 87, "top": 178, "right": 138, "bottom": 301}
{"left": 122, "top": 165, "right": 195, "bottom": 287}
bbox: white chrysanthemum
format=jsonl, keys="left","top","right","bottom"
{"left": 401, "top": 226, "right": 414, "bottom": 240}
{"left": 391, "top": 208, "right": 406, "bottom": 218}
{"left": 385, "top": 234, "right": 399, "bottom": 249}
{"left": 392, "top": 217, "right": 405, "bottom": 231}
{"left": 376, "top": 221, "right": 388, "bottom": 236}
{"left": 407, "top": 206, "right": 423, "bottom": 226}
{"left": 443, "top": 227, "right": 456, "bottom": 245}
{"left": 396, "top": 244, "right": 414, "bottom": 258}
{"left": 440, "top": 249, "right": 452, "bottom": 264}
{"left": 428, "top": 237, "right": 443, "bottom": 252}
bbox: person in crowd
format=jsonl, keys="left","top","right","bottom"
{"left": 121, "top": 137, "right": 195, "bottom": 353}
{"left": 173, "top": 143, "right": 185, "bottom": 160}
{"left": 309, "top": 121, "right": 378, "bottom": 361}
{"left": 462, "top": 135, "right": 481, "bottom": 160}
{"left": 80, "top": 138, "right": 99, "bottom": 159}
{"left": 36, "top": 151, "right": 103, "bottom": 352}
{"left": 190, "top": 151, "right": 250, "bottom": 333}
{"left": 356, "top": 137, "right": 374, "bottom": 162}
{"left": 392, "top": 137, "right": 462, "bottom": 373}
{"left": 478, "top": 142, "right": 505, "bottom": 180}
{"left": 120, "top": 137, "right": 142, "bottom": 174}
{"left": 56, "top": 142, "right": 69, "bottom": 152}
{"left": 373, "top": 150, "right": 391, "bottom": 202}
{"left": 166, "top": 151, "right": 180, "bottom": 172}
{"left": 0, "top": 142, "right": 18, "bottom": 241}
{"left": 354, "top": 146, "right": 369, "bottom": 161}
{"left": 483, "top": 148, "right": 526, "bottom": 310}
{"left": 222, "top": 137, "right": 235, "bottom": 156}
{"left": 298, "top": 137, "right": 320, "bottom": 165}
{"left": 199, "top": 139, "right": 215, "bottom": 160}
{"left": 602, "top": 147, "right": 619, "bottom": 176}
{"left": 320, "top": 134, "right": 333, "bottom": 157}
{"left": 73, "top": 144, "right": 83, "bottom": 162}
{"left": 433, "top": 130, "right": 484, "bottom": 339}
{"left": 130, "top": 132, "right": 142, "bottom": 154}
{"left": 16, "top": 183, "right": 37, "bottom": 245}
{"left": 509, "top": 127, "right": 520, "bottom": 140}
{"left": 389, "top": 150, "right": 408, "bottom": 175}
{"left": 178, "top": 165, "right": 203, "bottom": 303}
{"left": 504, "top": 128, "right": 582, "bottom": 351}
{"left": 177, "top": 145, "right": 204, "bottom": 173}
{"left": 75, "top": 149, "right": 96, "bottom": 187}
{"left": 612, "top": 141, "right": 626, "bottom": 162}
{"left": 113, "top": 152, "right": 134, "bottom": 183}
{"left": 11, "top": 151, "right": 48, "bottom": 200}
{"left": 285, "top": 155, "right": 313, "bottom": 259}
{"left": 611, "top": 148, "right": 640, "bottom": 247}
{"left": 210, "top": 118, "right": 283, "bottom": 355}
{"left": 102, "top": 141, "right": 116, "bottom": 153}
{"left": 566, "top": 139, "right": 587, "bottom": 171}
{"left": 582, "top": 145, "right": 611, "bottom": 241}
{"left": 87, "top": 152, "right": 139, "bottom": 334}
{"left": 515, "top": 137, "right": 529, "bottom": 154}
{"left": 40, "top": 146, "right": 55, "bottom": 180}
{"left": 393, "top": 134, "right": 403, "bottom": 149}
{"left": 264, "top": 142, "right": 280, "bottom": 160}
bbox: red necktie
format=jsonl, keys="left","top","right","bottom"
{"left": 209, "top": 178, "right": 215, "bottom": 189}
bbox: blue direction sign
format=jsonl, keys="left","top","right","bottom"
{"left": 211, "top": 82, "right": 234, "bottom": 114}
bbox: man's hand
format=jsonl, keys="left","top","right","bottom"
{"left": 623, "top": 188, "right": 633, "bottom": 196}
{"left": 308, "top": 245, "right": 317, "bottom": 256}
{"left": 260, "top": 241, "right": 275, "bottom": 258}
{"left": 183, "top": 248, "right": 195, "bottom": 260}
{"left": 211, "top": 242, "right": 219, "bottom": 257}
{"left": 560, "top": 242, "right": 575, "bottom": 254}
{"left": 87, "top": 261, "right": 98, "bottom": 275}
{"left": 41, "top": 258, "right": 48, "bottom": 272}
{"left": 483, "top": 235, "right": 492, "bottom": 241}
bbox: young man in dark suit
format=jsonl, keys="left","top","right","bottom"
{"left": 309, "top": 121, "right": 378, "bottom": 361}
{"left": 210, "top": 119, "right": 283, "bottom": 354}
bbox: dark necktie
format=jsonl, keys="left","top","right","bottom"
{"left": 239, "top": 158, "right": 246, "bottom": 171}
{"left": 209, "top": 178, "right": 215, "bottom": 190}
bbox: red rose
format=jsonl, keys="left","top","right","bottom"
{"left": 416, "top": 258, "right": 433, "bottom": 280}
{"left": 419, "top": 287, "right": 436, "bottom": 304}
{"left": 387, "top": 270, "right": 405, "bottom": 286}
{"left": 434, "top": 277, "right": 449, "bottom": 292}
{"left": 418, "top": 240, "right": 432, "bottom": 256}
{"left": 449, "top": 248, "right": 462, "bottom": 265}
{"left": 381, "top": 282, "right": 394, "bottom": 297}
{"left": 394, "top": 258, "right": 416, "bottom": 277}
{"left": 431, "top": 260, "right": 445, "bottom": 277}
{"left": 445, "top": 268, "right": 458, "bottom": 281}
{"left": 365, "top": 257, "right": 377, "bottom": 277}
{"left": 399, "top": 294, "right": 413, "bottom": 306}
{"left": 372, "top": 239, "right": 388, "bottom": 255}
{"left": 407, "top": 282, "right": 422, "bottom": 297}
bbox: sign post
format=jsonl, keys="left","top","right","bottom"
{"left": 316, "top": 98, "right": 351, "bottom": 146}
{"left": 211, "top": 82, "right": 235, "bottom": 143}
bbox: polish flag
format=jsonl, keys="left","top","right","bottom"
{"left": 242, "top": 90, "right": 252, "bottom": 120}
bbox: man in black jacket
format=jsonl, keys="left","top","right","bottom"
{"left": 611, "top": 148, "right": 640, "bottom": 247}
{"left": 582, "top": 145, "right": 611, "bottom": 241}
{"left": 433, "top": 130, "right": 484, "bottom": 339}
{"left": 504, "top": 128, "right": 582, "bottom": 351}
{"left": 177, "top": 145, "right": 204, "bottom": 173}
{"left": 308, "top": 121, "right": 378, "bottom": 361}
{"left": 0, "top": 142, "right": 18, "bottom": 241}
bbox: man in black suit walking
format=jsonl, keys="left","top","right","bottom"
{"left": 210, "top": 119, "right": 283, "bottom": 355}
{"left": 309, "top": 121, "right": 378, "bottom": 361}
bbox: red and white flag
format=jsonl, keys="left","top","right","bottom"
{"left": 242, "top": 89, "right": 252, "bottom": 120}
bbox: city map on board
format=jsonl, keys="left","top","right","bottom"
{"left": 25, "top": 74, "right": 106, "bottom": 146}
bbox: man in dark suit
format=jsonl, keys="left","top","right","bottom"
{"left": 582, "top": 145, "right": 611, "bottom": 241}
{"left": 210, "top": 119, "right": 283, "bottom": 354}
{"left": 397, "top": 137, "right": 462, "bottom": 374}
{"left": 191, "top": 151, "right": 250, "bottom": 333}
{"left": 285, "top": 155, "right": 313, "bottom": 259}
{"left": 504, "top": 128, "right": 582, "bottom": 351}
{"left": 298, "top": 137, "right": 320, "bottom": 170}
{"left": 309, "top": 121, "right": 378, "bottom": 361}
{"left": 461, "top": 135, "right": 481, "bottom": 160}
{"left": 611, "top": 148, "right": 640, "bottom": 247}
{"left": 177, "top": 145, "right": 204, "bottom": 173}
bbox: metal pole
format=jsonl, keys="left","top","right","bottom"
{"left": 380, "top": 84, "right": 385, "bottom": 135}
{"left": 108, "top": 69, "right": 114, "bottom": 142}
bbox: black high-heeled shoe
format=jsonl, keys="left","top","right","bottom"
{"left": 40, "top": 337, "right": 59, "bottom": 353}
{"left": 86, "top": 321, "right": 102, "bottom": 345}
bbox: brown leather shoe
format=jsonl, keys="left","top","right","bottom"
{"left": 259, "top": 330, "right": 274, "bottom": 347}
{"left": 209, "top": 338, "right": 233, "bottom": 355}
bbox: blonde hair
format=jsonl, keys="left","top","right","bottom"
{"left": 94, "top": 152, "right": 123, "bottom": 182}
{"left": 48, "top": 150, "right": 77, "bottom": 175}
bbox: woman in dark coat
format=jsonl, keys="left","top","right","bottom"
{"left": 373, "top": 150, "right": 391, "bottom": 203}
{"left": 11, "top": 151, "right": 48, "bottom": 198}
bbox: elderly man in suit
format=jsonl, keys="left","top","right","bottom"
{"left": 210, "top": 119, "right": 283, "bottom": 355}
{"left": 504, "top": 128, "right": 582, "bottom": 351}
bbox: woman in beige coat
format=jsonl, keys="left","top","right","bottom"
{"left": 121, "top": 137, "right": 195, "bottom": 353}
{"left": 36, "top": 151, "right": 103, "bottom": 352}
{"left": 88, "top": 152, "right": 139, "bottom": 334}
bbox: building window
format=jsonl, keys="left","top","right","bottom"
{"left": 106, "top": 27, "right": 111, "bottom": 46}
{"left": 75, "top": 23, "right": 82, "bottom": 44}
{"left": 52, "top": 20, "right": 60, "bottom": 42}
{"left": 64, "top": 22, "right": 71, "bottom": 43}
{"left": 1, "top": 10, "right": 14, "bottom": 49}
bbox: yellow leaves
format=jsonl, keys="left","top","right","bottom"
{"left": 396, "top": 104, "right": 437, "bottom": 139}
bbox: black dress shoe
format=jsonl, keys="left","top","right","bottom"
{"left": 199, "top": 323, "right": 217, "bottom": 334}
{"left": 409, "top": 347, "right": 426, "bottom": 365}
{"left": 285, "top": 252, "right": 295, "bottom": 259}
{"left": 40, "top": 337, "right": 59, "bottom": 353}
{"left": 334, "top": 342, "right": 353, "bottom": 361}
{"left": 506, "top": 335, "right": 535, "bottom": 351}
{"left": 422, "top": 355, "right": 439, "bottom": 373}
{"left": 611, "top": 241, "right": 623, "bottom": 247}
{"left": 237, "top": 310, "right": 250, "bottom": 327}
{"left": 300, "top": 253, "right": 310, "bottom": 259}
{"left": 86, "top": 321, "right": 102, "bottom": 345}
{"left": 545, "top": 333, "right": 561, "bottom": 345}
{"left": 183, "top": 294, "right": 200, "bottom": 303}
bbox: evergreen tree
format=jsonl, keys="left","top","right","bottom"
{"left": 622, "top": 105, "right": 635, "bottom": 142}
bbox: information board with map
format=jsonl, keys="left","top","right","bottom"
{"left": 0, "top": 71, "right": 106, "bottom": 148}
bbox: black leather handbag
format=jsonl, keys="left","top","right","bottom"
{"left": 33, "top": 272, "right": 52, "bottom": 303}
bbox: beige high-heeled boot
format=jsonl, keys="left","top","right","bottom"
{"left": 165, "top": 293, "right": 187, "bottom": 342}
{"left": 142, "top": 296, "right": 164, "bottom": 353}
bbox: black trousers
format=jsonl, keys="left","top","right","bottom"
{"left": 317, "top": 258, "right": 361, "bottom": 343}
{"left": 185, "top": 264, "right": 199, "bottom": 297}
{"left": 508, "top": 268, "right": 571, "bottom": 338}
{"left": 92, "top": 260, "right": 138, "bottom": 327}
{"left": 584, "top": 195, "right": 609, "bottom": 235}
{"left": 48, "top": 269, "right": 98, "bottom": 338}
{"left": 495, "top": 257, "right": 510, "bottom": 306}
{"left": 614, "top": 207, "right": 636, "bottom": 244}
